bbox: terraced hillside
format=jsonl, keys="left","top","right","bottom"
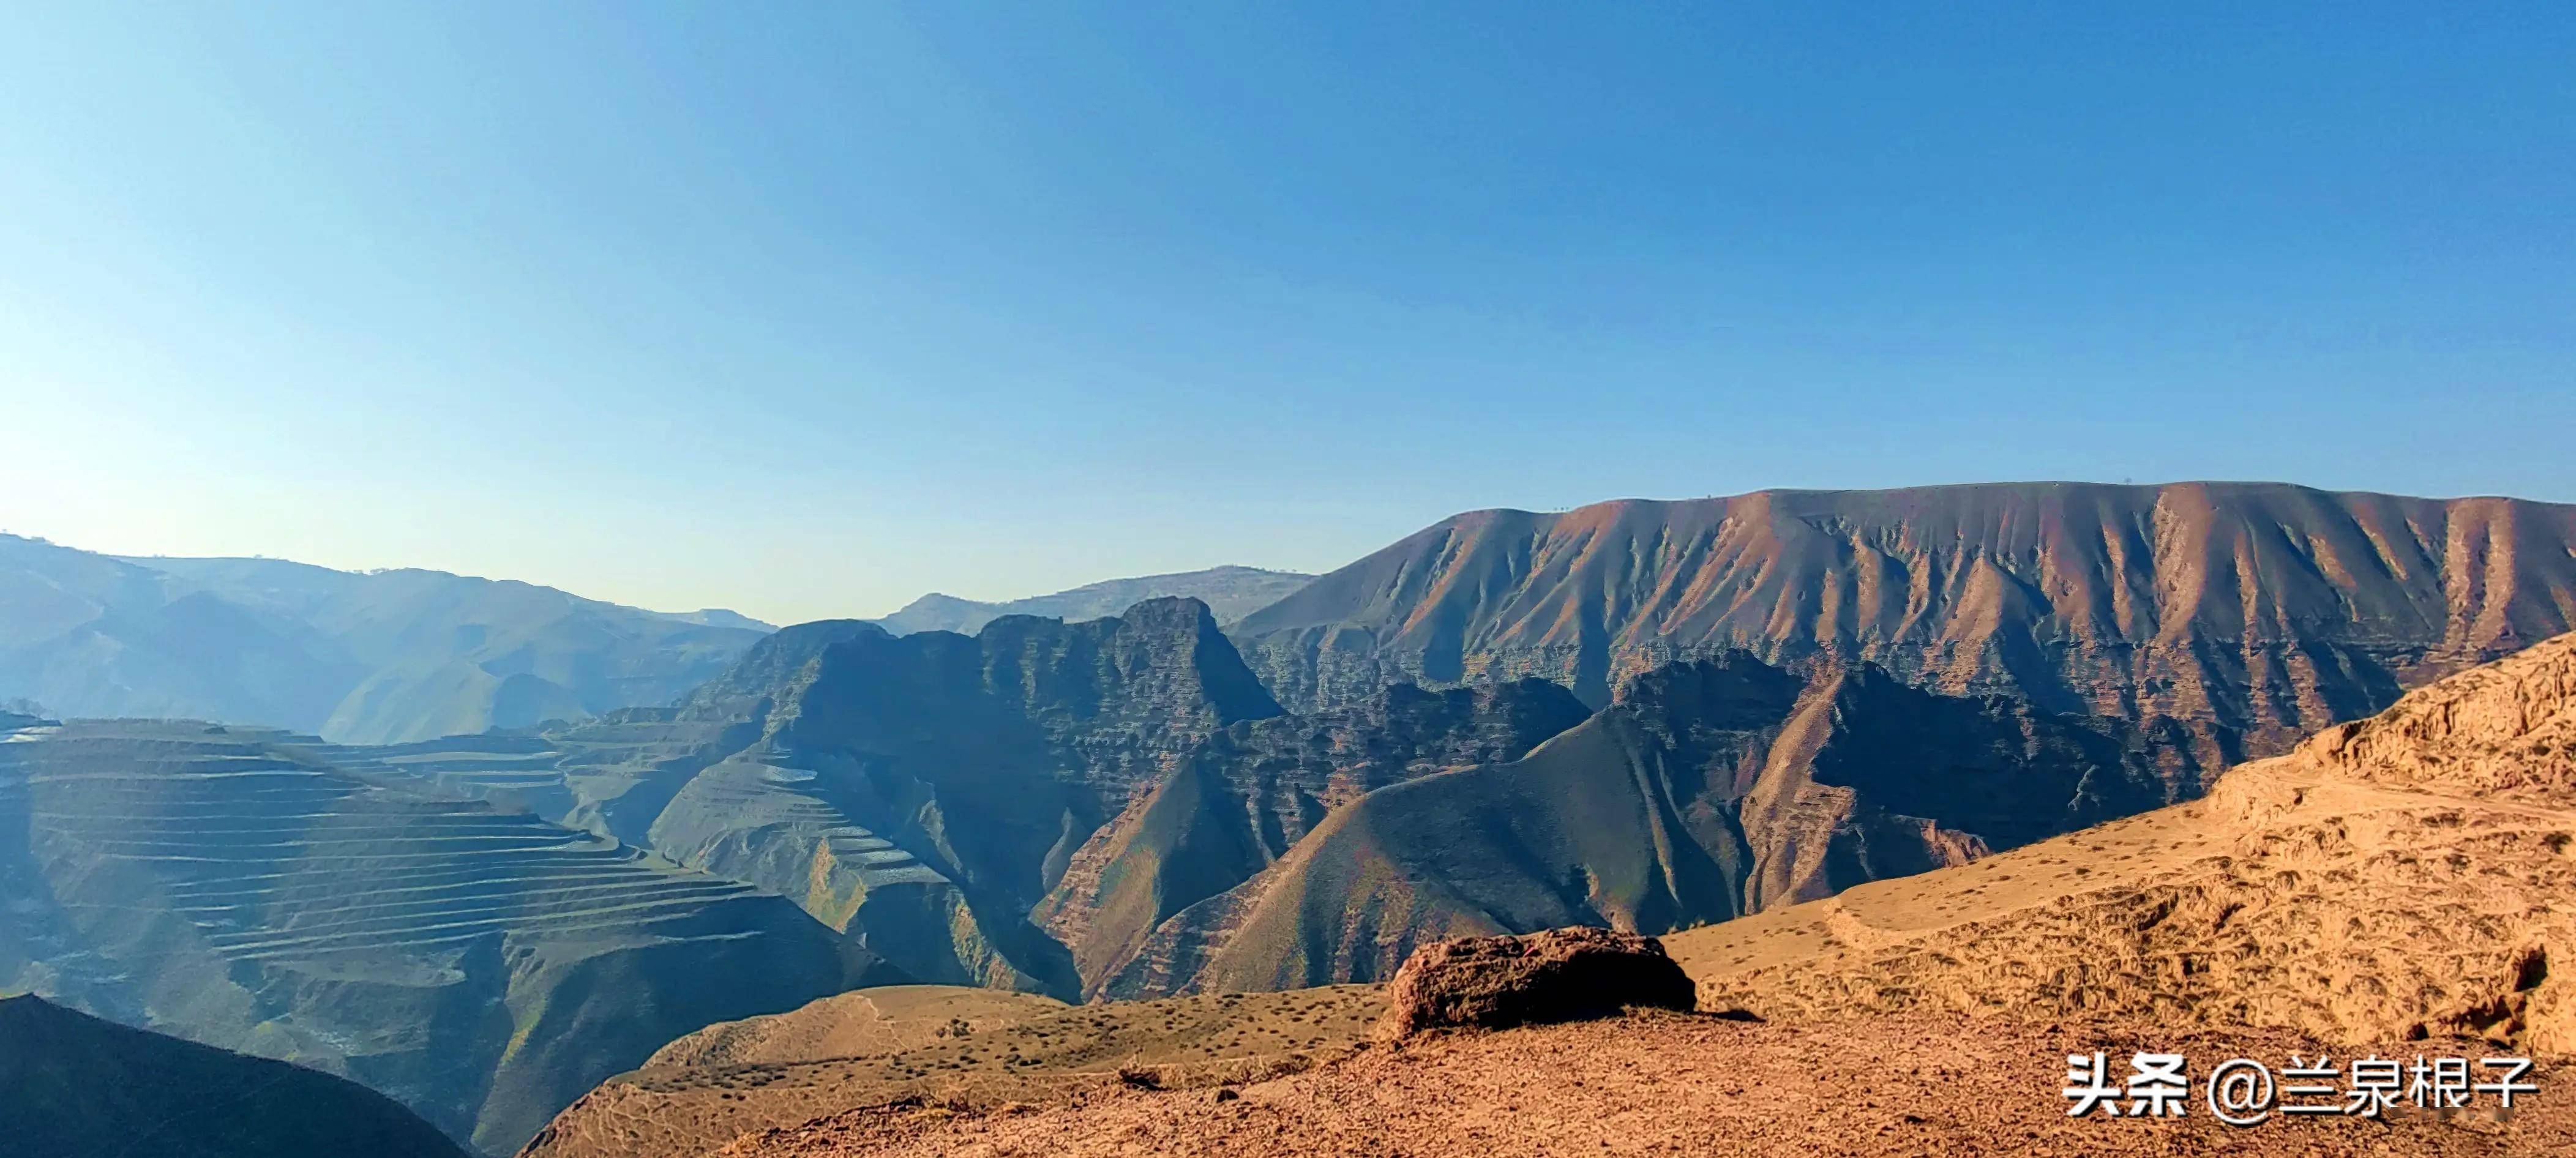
{"left": 1232, "top": 482, "right": 2576, "bottom": 764}
{"left": 0, "top": 717, "right": 889, "bottom": 1155}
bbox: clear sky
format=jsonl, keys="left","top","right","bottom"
{"left": 3, "top": 3, "right": 2570, "bottom": 626}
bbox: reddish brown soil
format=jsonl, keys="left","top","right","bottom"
{"left": 721, "top": 1011, "right": 2570, "bottom": 1157}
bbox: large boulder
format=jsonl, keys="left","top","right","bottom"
{"left": 1376, "top": 926, "right": 1698, "bottom": 1039}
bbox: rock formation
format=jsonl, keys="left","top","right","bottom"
{"left": 1375, "top": 927, "right": 1696, "bottom": 1039}
{"left": 1054, "top": 678, "right": 1593, "bottom": 998}
{"left": 367, "top": 602, "right": 1598, "bottom": 1007}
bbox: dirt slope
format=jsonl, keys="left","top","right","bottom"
{"left": 1677, "top": 629, "right": 2576, "bottom": 1053}
{"left": 517, "top": 984, "right": 1382, "bottom": 1158}
{"left": 717, "top": 1012, "right": 2571, "bottom": 1157}
{"left": 643, "top": 986, "right": 1073, "bottom": 1069}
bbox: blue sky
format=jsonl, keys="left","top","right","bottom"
{"left": 2, "top": 3, "right": 2570, "bottom": 624}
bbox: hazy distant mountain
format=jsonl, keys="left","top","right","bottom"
{"left": 0, "top": 536, "right": 772, "bottom": 744}
{"left": 2, "top": 992, "right": 466, "bottom": 1158}
{"left": 873, "top": 566, "right": 1312, "bottom": 635}
{"left": 1233, "top": 482, "right": 2576, "bottom": 764}
{"left": 0, "top": 714, "right": 888, "bottom": 1154}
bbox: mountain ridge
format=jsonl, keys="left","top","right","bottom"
{"left": 359, "top": 598, "right": 1294, "bottom": 1005}
{"left": 874, "top": 566, "right": 1312, "bottom": 636}
{"left": 1232, "top": 480, "right": 2576, "bottom": 764}
{"left": 1145, "top": 651, "right": 2173, "bottom": 995}
{"left": 0, "top": 535, "right": 774, "bottom": 744}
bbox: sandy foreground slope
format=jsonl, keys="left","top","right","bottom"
{"left": 721, "top": 1012, "right": 2569, "bottom": 1157}
{"left": 518, "top": 985, "right": 1382, "bottom": 1157}
{"left": 544, "top": 632, "right": 2576, "bottom": 1157}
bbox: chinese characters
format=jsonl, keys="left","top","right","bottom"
{"left": 2062, "top": 1052, "right": 2536, "bottom": 1125}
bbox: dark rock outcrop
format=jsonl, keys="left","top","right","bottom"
{"left": 1376, "top": 927, "right": 1696, "bottom": 1039}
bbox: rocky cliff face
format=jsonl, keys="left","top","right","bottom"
{"left": 1043, "top": 678, "right": 1593, "bottom": 998}
{"left": 1231, "top": 482, "right": 2576, "bottom": 765}
{"left": 365, "top": 599, "right": 1291, "bottom": 1003}
{"left": 1109, "top": 652, "right": 2171, "bottom": 996}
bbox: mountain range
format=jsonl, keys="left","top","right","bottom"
{"left": 0, "top": 536, "right": 774, "bottom": 744}
{"left": 12, "top": 479, "right": 2576, "bottom": 1154}
{"left": 871, "top": 566, "right": 1314, "bottom": 635}
{"left": 547, "top": 624, "right": 2576, "bottom": 1158}
{"left": 346, "top": 592, "right": 2183, "bottom": 1012}
{"left": 1232, "top": 482, "right": 2576, "bottom": 763}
